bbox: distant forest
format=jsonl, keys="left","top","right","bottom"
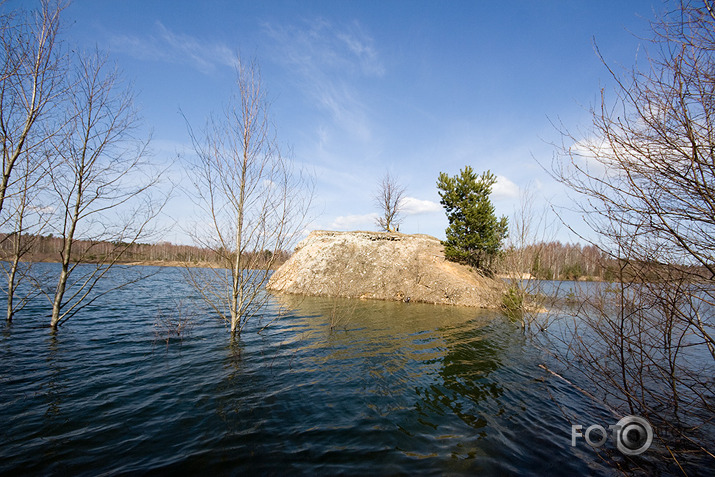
{"left": 0, "top": 233, "right": 291, "bottom": 269}
{"left": 506, "top": 241, "right": 606, "bottom": 280}
{"left": 503, "top": 240, "right": 710, "bottom": 282}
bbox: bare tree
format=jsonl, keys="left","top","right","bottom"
{"left": 0, "top": 0, "right": 65, "bottom": 322}
{"left": 550, "top": 1, "right": 715, "bottom": 471}
{"left": 184, "top": 57, "right": 312, "bottom": 338}
{"left": 46, "top": 49, "right": 164, "bottom": 331}
{"left": 373, "top": 171, "right": 405, "bottom": 232}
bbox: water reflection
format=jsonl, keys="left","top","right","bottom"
{"left": 265, "top": 295, "right": 608, "bottom": 474}
{"left": 0, "top": 268, "right": 628, "bottom": 475}
{"left": 43, "top": 334, "right": 66, "bottom": 418}
{"left": 268, "top": 296, "right": 517, "bottom": 460}
{"left": 416, "top": 322, "right": 505, "bottom": 435}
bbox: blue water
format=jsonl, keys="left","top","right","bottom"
{"left": 0, "top": 266, "right": 673, "bottom": 475}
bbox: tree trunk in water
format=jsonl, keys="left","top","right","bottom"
{"left": 50, "top": 265, "right": 69, "bottom": 330}
{"left": 6, "top": 260, "right": 17, "bottom": 323}
{"left": 230, "top": 312, "right": 238, "bottom": 335}
{"left": 51, "top": 233, "right": 74, "bottom": 331}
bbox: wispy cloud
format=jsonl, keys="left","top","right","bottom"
{"left": 265, "top": 18, "right": 384, "bottom": 78}
{"left": 335, "top": 22, "right": 385, "bottom": 77}
{"left": 316, "top": 82, "right": 372, "bottom": 140}
{"left": 264, "top": 18, "right": 384, "bottom": 141}
{"left": 109, "top": 22, "right": 236, "bottom": 74}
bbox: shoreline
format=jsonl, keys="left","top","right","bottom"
{"left": 4, "top": 258, "right": 285, "bottom": 270}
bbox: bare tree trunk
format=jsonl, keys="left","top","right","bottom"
{"left": 0, "top": 0, "right": 64, "bottom": 216}
{"left": 6, "top": 236, "right": 19, "bottom": 322}
{"left": 2, "top": 138, "right": 51, "bottom": 323}
{"left": 50, "top": 184, "right": 79, "bottom": 330}
{"left": 6, "top": 198, "right": 29, "bottom": 323}
{"left": 0, "top": 1, "right": 65, "bottom": 323}
{"left": 230, "top": 146, "right": 248, "bottom": 336}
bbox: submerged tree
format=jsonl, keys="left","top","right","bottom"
{"left": 550, "top": 0, "right": 715, "bottom": 471}
{"left": 0, "top": 0, "right": 66, "bottom": 322}
{"left": 498, "top": 183, "right": 559, "bottom": 328}
{"left": 437, "top": 167, "right": 507, "bottom": 275}
{"left": 373, "top": 171, "right": 405, "bottom": 232}
{"left": 46, "top": 50, "right": 163, "bottom": 331}
{"left": 184, "top": 57, "right": 312, "bottom": 338}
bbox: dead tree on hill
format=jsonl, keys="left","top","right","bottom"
{"left": 374, "top": 171, "right": 405, "bottom": 233}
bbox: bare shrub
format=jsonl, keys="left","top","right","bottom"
{"left": 549, "top": 1, "right": 715, "bottom": 470}
{"left": 153, "top": 302, "right": 196, "bottom": 347}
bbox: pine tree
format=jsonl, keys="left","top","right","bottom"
{"left": 436, "top": 167, "right": 508, "bottom": 275}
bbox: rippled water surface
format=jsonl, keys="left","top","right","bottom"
{"left": 1, "top": 266, "right": 634, "bottom": 475}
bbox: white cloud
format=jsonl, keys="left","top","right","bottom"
{"left": 329, "top": 213, "right": 378, "bottom": 230}
{"left": 492, "top": 175, "right": 520, "bottom": 200}
{"left": 401, "top": 197, "right": 442, "bottom": 215}
{"left": 110, "top": 22, "right": 236, "bottom": 74}
{"left": 568, "top": 137, "right": 624, "bottom": 177}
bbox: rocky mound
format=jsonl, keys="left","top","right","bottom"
{"left": 266, "top": 230, "right": 503, "bottom": 308}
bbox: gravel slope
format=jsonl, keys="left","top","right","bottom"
{"left": 267, "top": 230, "right": 502, "bottom": 308}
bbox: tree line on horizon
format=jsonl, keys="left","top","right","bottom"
{"left": 502, "top": 240, "right": 711, "bottom": 282}
{"left": 0, "top": 233, "right": 290, "bottom": 267}
{"left": 11, "top": 228, "right": 705, "bottom": 285}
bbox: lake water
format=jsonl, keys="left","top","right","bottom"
{"left": 0, "top": 266, "right": 686, "bottom": 475}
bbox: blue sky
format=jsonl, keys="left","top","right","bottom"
{"left": 61, "top": 0, "right": 662, "bottom": 245}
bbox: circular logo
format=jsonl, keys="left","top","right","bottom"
{"left": 614, "top": 415, "right": 653, "bottom": 455}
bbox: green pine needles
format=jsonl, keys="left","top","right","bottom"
{"left": 437, "top": 167, "right": 508, "bottom": 276}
